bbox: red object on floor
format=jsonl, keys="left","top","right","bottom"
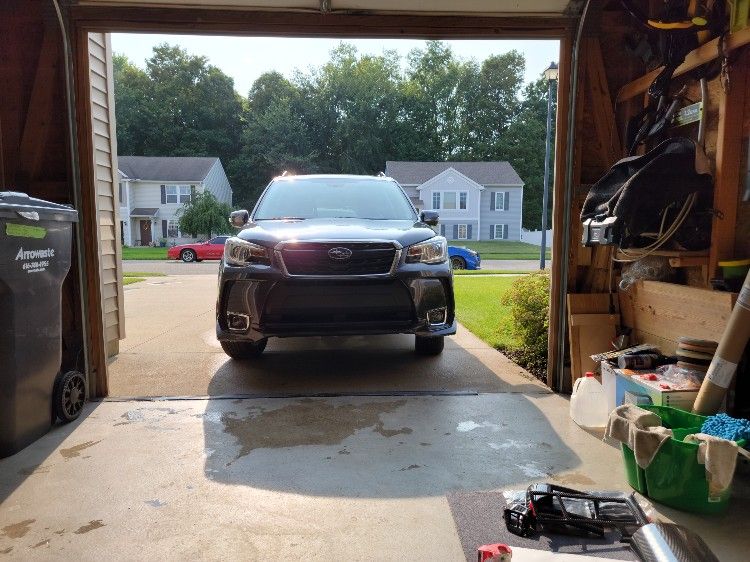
{"left": 477, "top": 543, "right": 512, "bottom": 561}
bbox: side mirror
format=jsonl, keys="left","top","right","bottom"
{"left": 229, "top": 210, "right": 249, "bottom": 228}
{"left": 420, "top": 210, "right": 439, "bottom": 226}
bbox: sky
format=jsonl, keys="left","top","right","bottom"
{"left": 111, "top": 34, "right": 560, "bottom": 97}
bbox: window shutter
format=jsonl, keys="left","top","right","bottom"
{"left": 160, "top": 185, "right": 166, "bottom": 204}
{"left": 489, "top": 225, "right": 495, "bottom": 240}
{"left": 504, "top": 191, "right": 510, "bottom": 211}
{"left": 467, "top": 224, "right": 473, "bottom": 240}
{"left": 190, "top": 185, "right": 196, "bottom": 202}
{"left": 452, "top": 224, "right": 458, "bottom": 239}
{"left": 440, "top": 224, "right": 445, "bottom": 236}
{"left": 491, "top": 192, "right": 496, "bottom": 211}
{"left": 161, "top": 220, "right": 167, "bottom": 238}
{"left": 503, "top": 224, "right": 509, "bottom": 239}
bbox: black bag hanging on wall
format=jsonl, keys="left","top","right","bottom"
{"left": 580, "top": 137, "right": 713, "bottom": 250}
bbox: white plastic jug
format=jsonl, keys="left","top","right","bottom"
{"left": 570, "top": 372, "right": 609, "bottom": 428}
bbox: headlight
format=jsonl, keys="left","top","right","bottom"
{"left": 224, "top": 237, "right": 270, "bottom": 266}
{"left": 406, "top": 236, "right": 448, "bottom": 264}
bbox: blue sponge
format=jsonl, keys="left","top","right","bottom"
{"left": 701, "top": 413, "right": 750, "bottom": 442}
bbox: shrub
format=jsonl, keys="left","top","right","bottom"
{"left": 501, "top": 271, "right": 550, "bottom": 373}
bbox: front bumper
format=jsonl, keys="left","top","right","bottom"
{"left": 216, "top": 258, "right": 456, "bottom": 342}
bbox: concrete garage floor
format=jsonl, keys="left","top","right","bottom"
{"left": 1, "top": 274, "right": 748, "bottom": 560}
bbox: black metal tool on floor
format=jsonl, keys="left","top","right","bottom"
{"left": 503, "top": 483, "right": 649, "bottom": 542}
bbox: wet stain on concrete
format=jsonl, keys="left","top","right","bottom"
{"left": 221, "top": 399, "right": 406, "bottom": 461}
{"left": 60, "top": 441, "right": 100, "bottom": 459}
{"left": 31, "top": 539, "right": 49, "bottom": 549}
{"left": 0, "top": 547, "right": 12, "bottom": 554}
{"left": 400, "top": 464, "right": 420, "bottom": 471}
{"left": 19, "top": 465, "right": 51, "bottom": 476}
{"left": 553, "top": 472, "right": 596, "bottom": 486}
{"left": 1, "top": 520, "right": 35, "bottom": 539}
{"left": 373, "top": 421, "right": 412, "bottom": 438}
{"left": 337, "top": 450, "right": 350, "bottom": 455}
{"left": 419, "top": 442, "right": 431, "bottom": 446}
{"left": 74, "top": 521, "right": 105, "bottom": 535}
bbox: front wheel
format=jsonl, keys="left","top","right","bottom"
{"left": 415, "top": 335, "right": 445, "bottom": 356}
{"left": 181, "top": 249, "right": 196, "bottom": 262}
{"left": 221, "top": 339, "right": 268, "bottom": 359}
{"left": 450, "top": 256, "right": 466, "bottom": 270}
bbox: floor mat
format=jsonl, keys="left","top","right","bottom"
{"left": 446, "top": 491, "right": 637, "bottom": 561}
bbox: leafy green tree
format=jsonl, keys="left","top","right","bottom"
{"left": 176, "top": 192, "right": 232, "bottom": 238}
{"left": 113, "top": 46, "right": 243, "bottom": 197}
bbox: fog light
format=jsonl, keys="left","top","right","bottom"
{"left": 227, "top": 311, "right": 250, "bottom": 332}
{"left": 427, "top": 307, "right": 447, "bottom": 326}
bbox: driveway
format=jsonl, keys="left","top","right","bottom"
{"left": 2, "top": 273, "right": 748, "bottom": 560}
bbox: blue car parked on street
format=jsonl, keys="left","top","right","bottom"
{"left": 448, "top": 246, "right": 481, "bottom": 270}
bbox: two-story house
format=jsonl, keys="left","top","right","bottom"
{"left": 117, "top": 156, "right": 232, "bottom": 246}
{"left": 385, "top": 161, "right": 524, "bottom": 241}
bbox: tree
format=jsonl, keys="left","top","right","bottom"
{"left": 113, "top": 46, "right": 244, "bottom": 196}
{"left": 176, "top": 192, "right": 232, "bottom": 239}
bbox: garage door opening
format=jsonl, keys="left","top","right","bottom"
{"left": 105, "top": 33, "right": 561, "bottom": 399}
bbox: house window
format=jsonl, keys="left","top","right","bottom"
{"left": 434, "top": 191, "right": 468, "bottom": 210}
{"left": 494, "top": 224, "right": 509, "bottom": 240}
{"left": 118, "top": 182, "right": 124, "bottom": 205}
{"left": 457, "top": 224, "right": 468, "bottom": 240}
{"left": 166, "top": 185, "right": 192, "bottom": 204}
{"left": 167, "top": 220, "right": 180, "bottom": 238}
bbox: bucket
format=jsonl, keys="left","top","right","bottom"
{"left": 570, "top": 372, "right": 609, "bottom": 428}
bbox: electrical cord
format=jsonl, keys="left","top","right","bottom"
{"left": 614, "top": 192, "right": 698, "bottom": 262}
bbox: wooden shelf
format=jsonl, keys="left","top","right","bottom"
{"left": 617, "top": 26, "right": 750, "bottom": 103}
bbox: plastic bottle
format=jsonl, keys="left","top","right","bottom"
{"left": 570, "top": 372, "right": 610, "bottom": 428}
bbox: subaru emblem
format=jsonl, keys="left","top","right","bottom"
{"left": 328, "top": 247, "right": 353, "bottom": 261}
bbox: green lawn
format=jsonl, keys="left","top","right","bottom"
{"left": 123, "top": 277, "right": 146, "bottom": 285}
{"left": 453, "top": 275, "right": 517, "bottom": 350}
{"left": 453, "top": 269, "right": 534, "bottom": 276}
{"left": 122, "top": 271, "right": 166, "bottom": 285}
{"left": 456, "top": 241, "right": 550, "bottom": 260}
{"left": 122, "top": 246, "right": 168, "bottom": 260}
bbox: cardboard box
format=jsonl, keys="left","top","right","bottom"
{"left": 601, "top": 361, "right": 699, "bottom": 412}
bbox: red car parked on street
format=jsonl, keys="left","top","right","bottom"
{"left": 167, "top": 236, "right": 229, "bottom": 262}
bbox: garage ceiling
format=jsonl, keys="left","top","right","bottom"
{"left": 74, "top": 0, "right": 580, "bottom": 17}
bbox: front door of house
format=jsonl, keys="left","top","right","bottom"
{"left": 140, "top": 220, "right": 152, "bottom": 246}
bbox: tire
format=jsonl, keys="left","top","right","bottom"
{"left": 181, "top": 249, "right": 196, "bottom": 262}
{"left": 53, "top": 370, "right": 87, "bottom": 423}
{"left": 415, "top": 335, "right": 445, "bottom": 356}
{"left": 220, "top": 339, "right": 268, "bottom": 359}
{"left": 450, "top": 256, "right": 466, "bottom": 270}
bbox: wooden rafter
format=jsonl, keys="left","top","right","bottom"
{"left": 18, "top": 25, "right": 59, "bottom": 183}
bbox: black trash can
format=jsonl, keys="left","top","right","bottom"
{"left": 0, "top": 191, "right": 80, "bottom": 457}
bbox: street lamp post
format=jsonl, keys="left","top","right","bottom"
{"left": 540, "top": 61, "right": 558, "bottom": 271}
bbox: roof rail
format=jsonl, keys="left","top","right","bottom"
{"left": 281, "top": 170, "right": 289, "bottom": 177}
{"left": 377, "top": 171, "right": 386, "bottom": 177}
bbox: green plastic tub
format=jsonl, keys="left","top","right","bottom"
{"left": 620, "top": 405, "right": 746, "bottom": 514}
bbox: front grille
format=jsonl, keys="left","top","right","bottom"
{"left": 279, "top": 242, "right": 397, "bottom": 276}
{"left": 263, "top": 280, "right": 414, "bottom": 329}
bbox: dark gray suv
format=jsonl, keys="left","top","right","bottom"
{"left": 216, "top": 174, "right": 456, "bottom": 358}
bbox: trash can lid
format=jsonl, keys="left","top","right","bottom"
{"left": 0, "top": 191, "right": 78, "bottom": 223}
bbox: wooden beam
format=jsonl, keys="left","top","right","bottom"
{"left": 583, "top": 37, "right": 622, "bottom": 167}
{"left": 547, "top": 31, "right": 574, "bottom": 392}
{"left": 73, "top": 28, "right": 109, "bottom": 398}
{"left": 617, "top": 26, "right": 750, "bottom": 103}
{"left": 69, "top": 5, "right": 572, "bottom": 37}
{"left": 709, "top": 49, "right": 750, "bottom": 278}
{"left": 18, "top": 25, "right": 59, "bottom": 181}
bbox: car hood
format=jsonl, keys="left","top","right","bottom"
{"left": 235, "top": 218, "right": 437, "bottom": 247}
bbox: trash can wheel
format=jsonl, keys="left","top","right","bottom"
{"left": 53, "top": 371, "right": 86, "bottom": 423}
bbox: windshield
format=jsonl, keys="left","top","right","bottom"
{"left": 253, "top": 178, "right": 417, "bottom": 221}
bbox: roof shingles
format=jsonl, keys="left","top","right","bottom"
{"left": 385, "top": 161, "right": 523, "bottom": 186}
{"left": 118, "top": 156, "right": 218, "bottom": 182}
